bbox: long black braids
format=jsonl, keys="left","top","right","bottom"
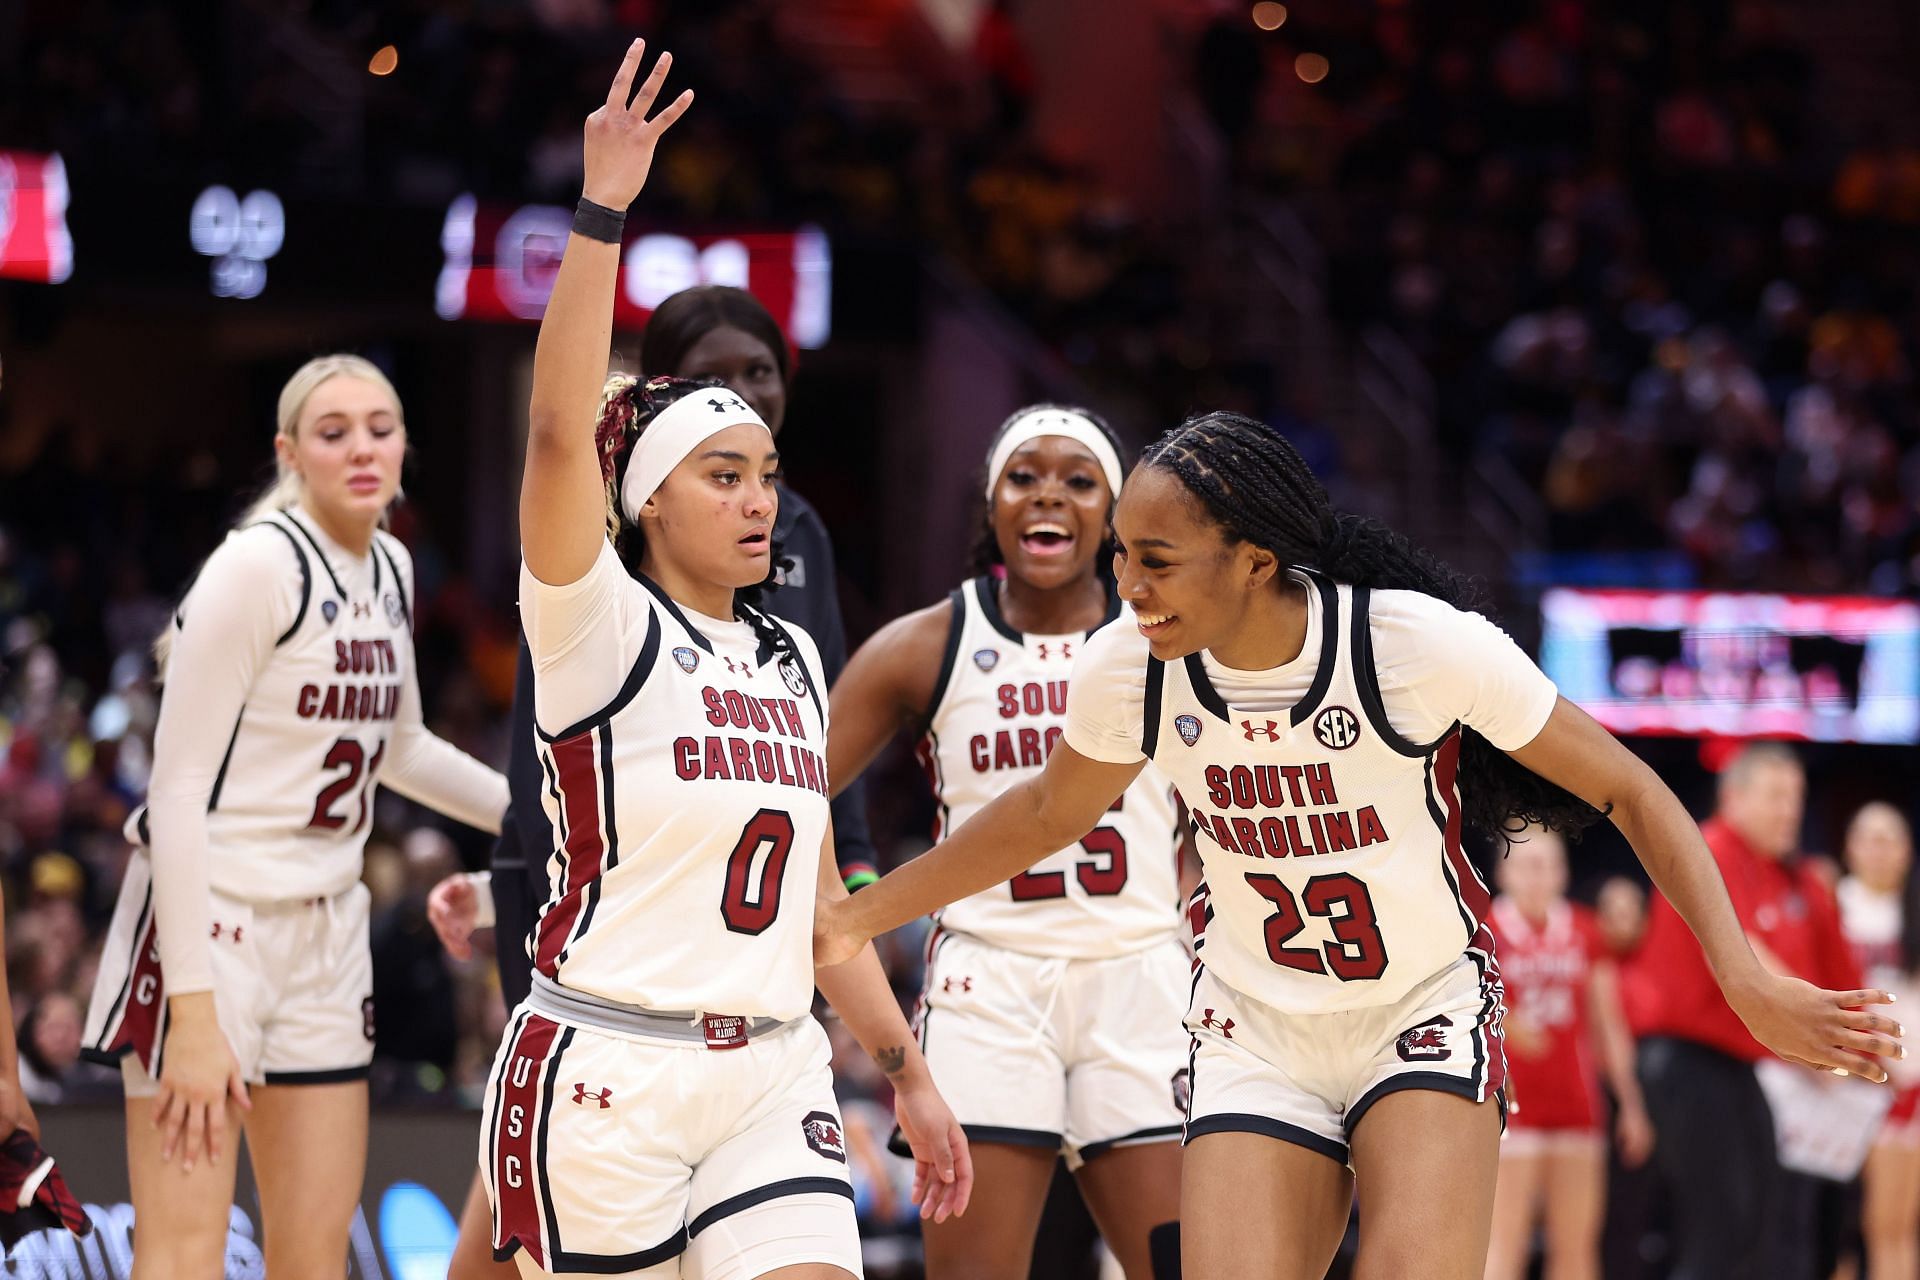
{"left": 967, "top": 402, "right": 1127, "bottom": 577}
{"left": 596, "top": 374, "right": 799, "bottom": 671}
{"left": 1141, "top": 410, "right": 1603, "bottom": 845}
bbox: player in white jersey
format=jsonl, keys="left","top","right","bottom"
{"left": 829, "top": 405, "right": 1186, "bottom": 1278}
{"left": 494, "top": 44, "right": 968, "bottom": 1279}
{"left": 818, "top": 410, "right": 1901, "bottom": 1278}
{"left": 1837, "top": 802, "right": 1920, "bottom": 1279}
{"left": 81, "top": 354, "right": 510, "bottom": 1279}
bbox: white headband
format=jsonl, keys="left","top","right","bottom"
{"left": 984, "top": 408, "right": 1124, "bottom": 500}
{"left": 620, "top": 389, "right": 773, "bottom": 522}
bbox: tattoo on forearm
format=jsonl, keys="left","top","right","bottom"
{"left": 875, "top": 1045, "right": 907, "bottom": 1076}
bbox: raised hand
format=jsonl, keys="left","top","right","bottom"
{"left": 1728, "top": 975, "right": 1903, "bottom": 1082}
{"left": 582, "top": 39, "right": 694, "bottom": 212}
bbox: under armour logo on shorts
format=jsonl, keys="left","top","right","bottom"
{"left": 1199, "top": 1009, "right": 1235, "bottom": 1038}
{"left": 941, "top": 976, "right": 973, "bottom": 995}
{"left": 571, "top": 1083, "right": 613, "bottom": 1108}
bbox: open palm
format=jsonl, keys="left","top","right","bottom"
{"left": 582, "top": 39, "right": 693, "bottom": 212}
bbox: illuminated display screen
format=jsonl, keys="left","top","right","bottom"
{"left": 1539, "top": 588, "right": 1920, "bottom": 743}
{"left": 436, "top": 195, "right": 831, "bottom": 346}
{"left": 0, "top": 150, "right": 73, "bottom": 284}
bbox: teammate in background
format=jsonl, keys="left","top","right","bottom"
{"left": 1837, "top": 802, "right": 1920, "bottom": 1280}
{"left": 815, "top": 411, "right": 1901, "bottom": 1280}
{"left": 81, "top": 354, "right": 509, "bottom": 1279}
{"left": 828, "top": 405, "right": 1186, "bottom": 1278}
{"left": 485, "top": 44, "right": 968, "bottom": 1277}
{"left": 429, "top": 282, "right": 865, "bottom": 1280}
{"left": 1484, "top": 828, "right": 1652, "bottom": 1280}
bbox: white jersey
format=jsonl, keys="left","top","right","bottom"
{"left": 918, "top": 578, "right": 1181, "bottom": 957}
{"left": 1065, "top": 572, "right": 1559, "bottom": 1014}
{"left": 523, "top": 545, "right": 831, "bottom": 1020}
{"left": 132, "top": 510, "right": 420, "bottom": 903}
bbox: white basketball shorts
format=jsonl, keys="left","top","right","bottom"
{"left": 484, "top": 1009, "right": 861, "bottom": 1278}
{"left": 83, "top": 851, "right": 374, "bottom": 1095}
{"left": 913, "top": 929, "right": 1190, "bottom": 1167}
{"left": 1184, "top": 951, "right": 1507, "bottom": 1165}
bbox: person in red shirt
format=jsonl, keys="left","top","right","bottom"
{"left": 1485, "top": 827, "right": 1653, "bottom": 1280}
{"left": 1625, "top": 743, "right": 1867, "bottom": 1280}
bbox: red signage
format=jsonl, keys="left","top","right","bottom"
{"left": 434, "top": 195, "right": 830, "bottom": 347}
{"left": 0, "top": 151, "right": 74, "bottom": 284}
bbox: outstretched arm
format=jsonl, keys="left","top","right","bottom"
{"left": 817, "top": 742, "right": 1142, "bottom": 965}
{"left": 522, "top": 39, "right": 691, "bottom": 588}
{"left": 1511, "top": 697, "right": 1902, "bottom": 1079}
{"left": 811, "top": 831, "right": 972, "bottom": 1222}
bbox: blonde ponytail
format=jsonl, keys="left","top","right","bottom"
{"left": 154, "top": 354, "right": 405, "bottom": 678}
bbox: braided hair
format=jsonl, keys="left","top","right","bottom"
{"left": 1140, "top": 411, "right": 1602, "bottom": 845}
{"left": 594, "top": 374, "right": 798, "bottom": 669}
{"left": 967, "top": 402, "right": 1127, "bottom": 577}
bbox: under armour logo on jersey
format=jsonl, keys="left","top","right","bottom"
{"left": 1313, "top": 705, "right": 1362, "bottom": 751}
{"left": 1240, "top": 719, "right": 1281, "bottom": 742}
{"left": 1036, "top": 642, "right": 1072, "bottom": 660}
{"left": 352, "top": 601, "right": 371, "bottom": 619}
{"left": 1199, "top": 1009, "right": 1234, "bottom": 1038}
{"left": 208, "top": 922, "right": 244, "bottom": 945}
{"left": 942, "top": 976, "right": 973, "bottom": 995}
{"left": 1396, "top": 1016, "right": 1454, "bottom": 1062}
{"left": 723, "top": 656, "right": 752, "bottom": 677}
{"left": 707, "top": 393, "right": 750, "bottom": 414}
{"left": 571, "top": 1083, "right": 613, "bottom": 1108}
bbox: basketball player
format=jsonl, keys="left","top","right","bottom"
{"left": 430, "top": 281, "right": 870, "bottom": 1280}
{"left": 1483, "top": 827, "right": 1651, "bottom": 1280}
{"left": 484, "top": 43, "right": 968, "bottom": 1278}
{"left": 1838, "top": 802, "right": 1920, "bottom": 1280}
{"left": 81, "top": 354, "right": 510, "bottom": 1279}
{"left": 815, "top": 410, "right": 1902, "bottom": 1279}
{"left": 828, "top": 405, "right": 1185, "bottom": 1278}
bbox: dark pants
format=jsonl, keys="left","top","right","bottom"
{"left": 1638, "top": 1037, "right": 1781, "bottom": 1280}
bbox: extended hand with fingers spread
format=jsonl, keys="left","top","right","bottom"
{"left": 582, "top": 39, "right": 694, "bottom": 214}
{"left": 1729, "top": 974, "right": 1904, "bottom": 1082}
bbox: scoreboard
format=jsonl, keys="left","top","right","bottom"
{"left": 0, "top": 150, "right": 831, "bottom": 346}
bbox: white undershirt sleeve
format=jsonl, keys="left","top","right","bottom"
{"left": 1371, "top": 592, "right": 1560, "bottom": 751}
{"left": 519, "top": 539, "right": 651, "bottom": 734}
{"left": 1061, "top": 613, "right": 1151, "bottom": 765}
{"left": 145, "top": 530, "right": 299, "bottom": 995}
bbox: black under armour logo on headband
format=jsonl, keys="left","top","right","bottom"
{"left": 708, "top": 394, "right": 749, "bottom": 414}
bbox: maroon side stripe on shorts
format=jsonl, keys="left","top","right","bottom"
{"left": 534, "top": 730, "right": 608, "bottom": 977}
{"left": 102, "top": 915, "right": 165, "bottom": 1068}
{"left": 491, "top": 1013, "right": 561, "bottom": 1268}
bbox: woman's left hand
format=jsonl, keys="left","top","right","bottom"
{"left": 1727, "top": 972, "right": 1902, "bottom": 1082}
{"left": 891, "top": 1076, "right": 973, "bottom": 1223}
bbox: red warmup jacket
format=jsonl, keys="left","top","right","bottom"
{"left": 1623, "top": 817, "right": 1864, "bottom": 1063}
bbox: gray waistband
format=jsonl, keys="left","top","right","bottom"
{"left": 527, "top": 972, "right": 795, "bottom": 1044}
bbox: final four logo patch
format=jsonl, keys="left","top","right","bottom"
{"left": 321, "top": 600, "right": 338, "bottom": 624}
{"left": 972, "top": 648, "right": 999, "bottom": 672}
{"left": 1175, "top": 714, "right": 1202, "bottom": 746}
{"left": 780, "top": 657, "right": 809, "bottom": 697}
{"left": 672, "top": 646, "right": 699, "bottom": 674}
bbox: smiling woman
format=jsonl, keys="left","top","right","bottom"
{"left": 819, "top": 407, "right": 1905, "bottom": 1280}
{"left": 827, "top": 403, "right": 1189, "bottom": 1280}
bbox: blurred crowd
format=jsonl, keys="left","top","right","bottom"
{"left": 1203, "top": 0, "right": 1920, "bottom": 591}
